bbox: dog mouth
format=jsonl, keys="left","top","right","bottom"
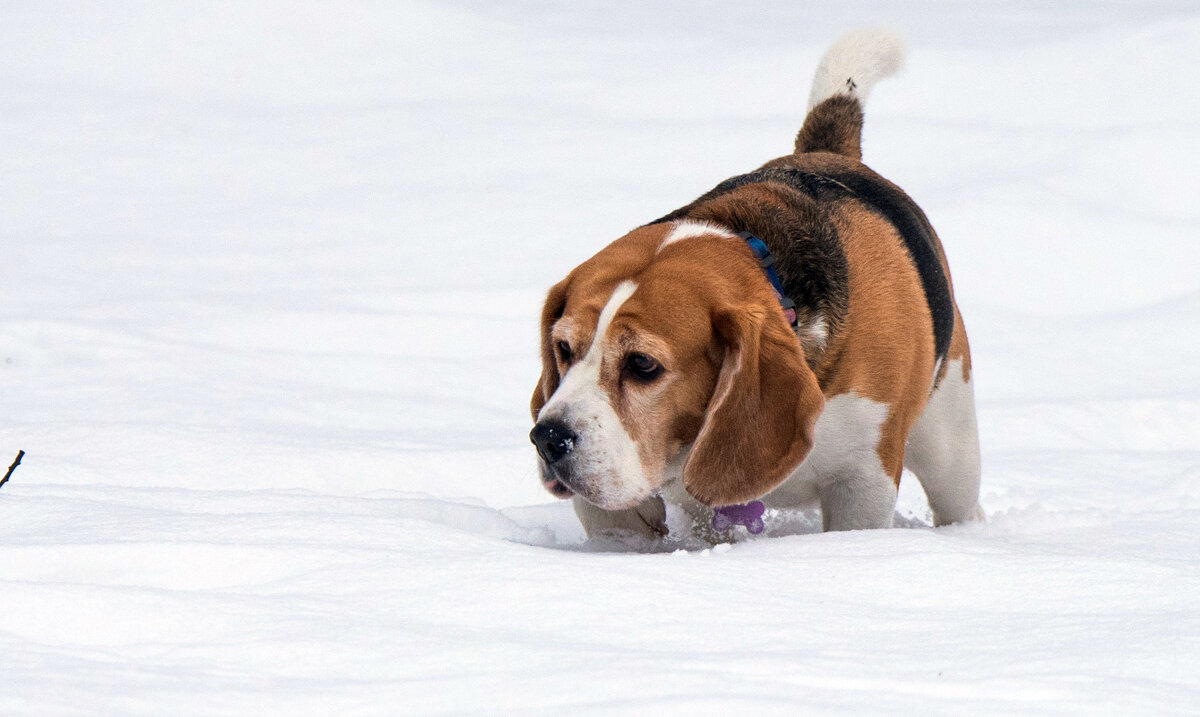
{"left": 540, "top": 469, "right": 652, "bottom": 511}
{"left": 538, "top": 457, "right": 654, "bottom": 511}
{"left": 543, "top": 476, "right": 574, "bottom": 499}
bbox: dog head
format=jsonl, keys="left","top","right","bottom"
{"left": 529, "top": 221, "right": 824, "bottom": 510}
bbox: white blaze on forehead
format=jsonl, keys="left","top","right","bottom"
{"left": 588, "top": 280, "right": 638, "bottom": 356}
{"left": 538, "top": 280, "right": 648, "bottom": 508}
{"left": 541, "top": 279, "right": 637, "bottom": 417}
{"left": 657, "top": 220, "right": 737, "bottom": 253}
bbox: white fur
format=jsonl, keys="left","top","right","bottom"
{"left": 904, "top": 358, "right": 985, "bottom": 525}
{"left": 768, "top": 391, "right": 897, "bottom": 530}
{"left": 658, "top": 219, "right": 737, "bottom": 253}
{"left": 577, "top": 391, "right": 903, "bottom": 538}
{"left": 807, "top": 28, "right": 906, "bottom": 110}
{"left": 572, "top": 494, "right": 667, "bottom": 542}
{"left": 801, "top": 315, "right": 828, "bottom": 350}
{"left": 539, "top": 281, "right": 648, "bottom": 509}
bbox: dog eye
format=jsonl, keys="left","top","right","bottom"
{"left": 555, "top": 341, "right": 573, "bottom": 364}
{"left": 624, "top": 352, "right": 662, "bottom": 382}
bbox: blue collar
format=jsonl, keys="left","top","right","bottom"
{"left": 738, "top": 232, "right": 797, "bottom": 326}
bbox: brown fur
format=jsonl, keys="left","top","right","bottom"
{"left": 794, "top": 96, "right": 864, "bottom": 160}
{"left": 947, "top": 308, "right": 973, "bottom": 383}
{"left": 753, "top": 152, "right": 960, "bottom": 485}
{"left": 531, "top": 80, "right": 972, "bottom": 511}
{"left": 817, "top": 201, "right": 936, "bottom": 483}
{"left": 531, "top": 225, "right": 825, "bottom": 506}
{"left": 683, "top": 299, "right": 824, "bottom": 505}
{"left": 658, "top": 182, "right": 847, "bottom": 369}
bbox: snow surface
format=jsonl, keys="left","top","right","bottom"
{"left": 3, "top": 2, "right": 1200, "bottom": 714}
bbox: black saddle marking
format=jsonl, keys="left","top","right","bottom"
{"left": 655, "top": 167, "right": 953, "bottom": 359}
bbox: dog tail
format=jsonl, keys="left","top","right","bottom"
{"left": 794, "top": 29, "right": 905, "bottom": 160}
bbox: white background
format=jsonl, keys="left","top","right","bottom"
{"left": 3, "top": 2, "right": 1199, "bottom": 714}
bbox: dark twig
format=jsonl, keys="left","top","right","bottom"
{"left": 0, "top": 451, "right": 24, "bottom": 490}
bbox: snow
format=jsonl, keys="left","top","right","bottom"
{"left": 3, "top": 2, "right": 1199, "bottom": 714}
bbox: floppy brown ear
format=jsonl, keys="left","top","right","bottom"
{"left": 683, "top": 306, "right": 824, "bottom": 506}
{"left": 530, "top": 279, "right": 569, "bottom": 421}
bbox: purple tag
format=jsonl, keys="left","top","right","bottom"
{"left": 712, "top": 501, "right": 766, "bottom": 535}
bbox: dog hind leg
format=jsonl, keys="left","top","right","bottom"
{"left": 904, "top": 357, "right": 984, "bottom": 526}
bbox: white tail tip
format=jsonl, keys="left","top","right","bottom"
{"left": 807, "top": 28, "right": 906, "bottom": 110}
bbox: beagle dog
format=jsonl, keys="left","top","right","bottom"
{"left": 529, "top": 29, "right": 983, "bottom": 541}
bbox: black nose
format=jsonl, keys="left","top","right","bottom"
{"left": 530, "top": 420, "right": 576, "bottom": 464}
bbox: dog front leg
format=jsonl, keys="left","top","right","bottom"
{"left": 818, "top": 466, "right": 898, "bottom": 531}
{"left": 572, "top": 495, "right": 668, "bottom": 542}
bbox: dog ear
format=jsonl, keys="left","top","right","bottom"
{"left": 682, "top": 305, "right": 824, "bottom": 506}
{"left": 530, "top": 279, "right": 570, "bottom": 421}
